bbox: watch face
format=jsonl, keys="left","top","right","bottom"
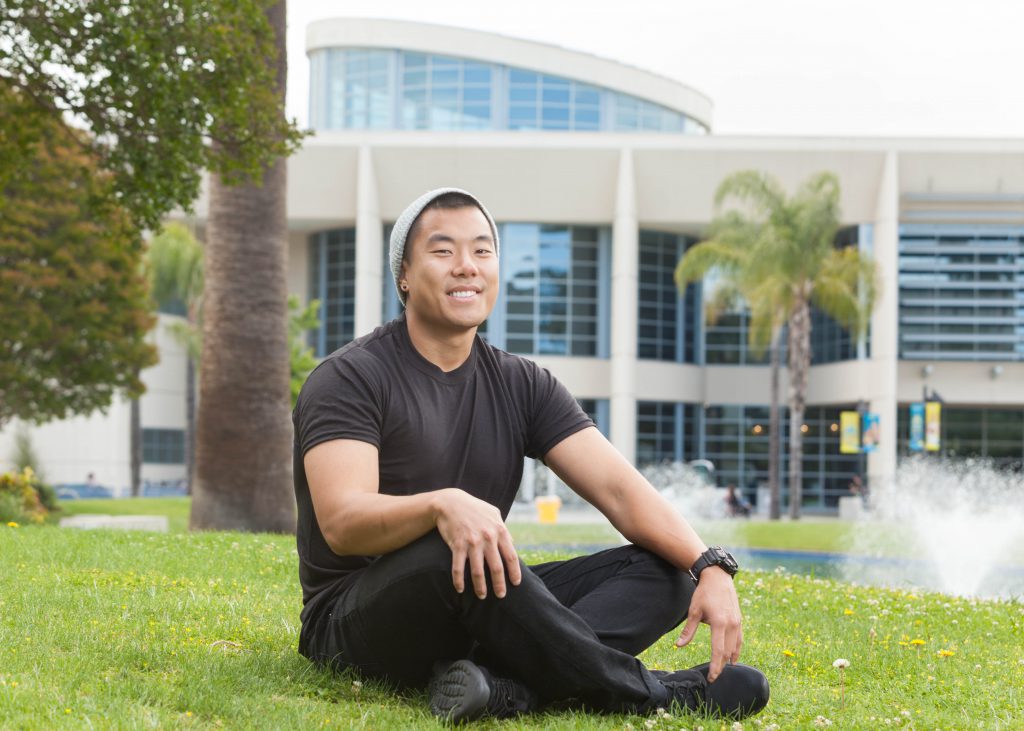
{"left": 712, "top": 547, "right": 739, "bottom": 574}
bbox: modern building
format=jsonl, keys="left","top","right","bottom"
{"left": 5, "top": 18, "right": 1024, "bottom": 511}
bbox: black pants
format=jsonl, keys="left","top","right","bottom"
{"left": 308, "top": 530, "right": 695, "bottom": 713}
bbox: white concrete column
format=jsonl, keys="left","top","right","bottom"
{"left": 354, "top": 145, "right": 383, "bottom": 337}
{"left": 610, "top": 148, "right": 639, "bottom": 465}
{"left": 867, "top": 151, "right": 900, "bottom": 487}
{"left": 519, "top": 457, "right": 535, "bottom": 502}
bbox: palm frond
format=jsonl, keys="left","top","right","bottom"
{"left": 165, "top": 320, "right": 202, "bottom": 362}
{"left": 703, "top": 281, "right": 744, "bottom": 326}
{"left": 811, "top": 248, "right": 879, "bottom": 336}
{"left": 674, "top": 238, "right": 748, "bottom": 289}
{"left": 147, "top": 222, "right": 204, "bottom": 307}
{"left": 714, "top": 170, "right": 788, "bottom": 223}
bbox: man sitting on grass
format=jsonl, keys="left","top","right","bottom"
{"left": 292, "top": 188, "right": 769, "bottom": 722}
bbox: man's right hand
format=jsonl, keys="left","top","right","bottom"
{"left": 432, "top": 488, "right": 522, "bottom": 600}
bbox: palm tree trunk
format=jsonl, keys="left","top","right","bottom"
{"left": 787, "top": 297, "right": 812, "bottom": 520}
{"left": 190, "top": 0, "right": 294, "bottom": 533}
{"left": 185, "top": 355, "right": 196, "bottom": 496}
{"left": 768, "top": 330, "right": 782, "bottom": 520}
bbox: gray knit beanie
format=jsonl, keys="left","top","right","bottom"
{"left": 389, "top": 187, "right": 500, "bottom": 306}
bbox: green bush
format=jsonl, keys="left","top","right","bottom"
{"left": 0, "top": 467, "right": 49, "bottom": 524}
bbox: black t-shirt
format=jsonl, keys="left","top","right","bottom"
{"left": 292, "top": 314, "right": 593, "bottom": 647}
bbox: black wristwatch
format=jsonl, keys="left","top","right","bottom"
{"left": 688, "top": 546, "right": 739, "bottom": 583}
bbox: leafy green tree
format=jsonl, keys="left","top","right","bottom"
{"left": 1, "top": 0, "right": 302, "bottom": 235}
{"left": 4, "top": 0, "right": 304, "bottom": 528}
{"left": 288, "top": 296, "right": 321, "bottom": 408}
{"left": 677, "top": 171, "right": 877, "bottom": 519}
{"left": 0, "top": 88, "right": 157, "bottom": 428}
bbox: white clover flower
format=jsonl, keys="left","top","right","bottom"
{"left": 732, "top": 723, "right": 744, "bottom": 731}
{"left": 813, "top": 716, "right": 832, "bottom": 727}
{"left": 833, "top": 658, "right": 850, "bottom": 669}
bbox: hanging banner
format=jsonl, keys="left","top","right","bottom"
{"left": 861, "top": 412, "right": 880, "bottom": 453}
{"left": 908, "top": 402, "right": 925, "bottom": 452}
{"left": 925, "top": 401, "right": 942, "bottom": 452}
{"left": 840, "top": 411, "right": 860, "bottom": 454}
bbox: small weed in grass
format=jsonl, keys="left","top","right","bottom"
{"left": 2, "top": 524, "right": 1021, "bottom": 729}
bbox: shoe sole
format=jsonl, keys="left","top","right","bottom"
{"left": 429, "top": 659, "right": 490, "bottom": 723}
{"left": 691, "top": 662, "right": 770, "bottom": 718}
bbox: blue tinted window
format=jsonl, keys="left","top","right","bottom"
{"left": 899, "top": 223, "right": 1024, "bottom": 361}
{"left": 496, "top": 223, "right": 606, "bottom": 356}
{"left": 638, "top": 231, "right": 699, "bottom": 363}
{"left": 309, "top": 229, "right": 357, "bottom": 356}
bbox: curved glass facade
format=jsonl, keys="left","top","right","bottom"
{"left": 309, "top": 48, "right": 708, "bottom": 134}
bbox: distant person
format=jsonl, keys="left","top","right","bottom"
{"left": 292, "top": 188, "right": 769, "bottom": 723}
{"left": 848, "top": 474, "right": 869, "bottom": 509}
{"left": 725, "top": 485, "right": 751, "bottom": 518}
{"left": 85, "top": 472, "right": 97, "bottom": 487}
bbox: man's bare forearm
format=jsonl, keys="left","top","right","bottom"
{"left": 321, "top": 489, "right": 448, "bottom": 556}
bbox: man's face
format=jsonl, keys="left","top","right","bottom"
{"left": 401, "top": 205, "right": 499, "bottom": 333}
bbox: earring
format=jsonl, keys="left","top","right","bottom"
{"left": 400, "top": 282, "right": 408, "bottom": 291}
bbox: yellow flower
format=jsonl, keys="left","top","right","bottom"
{"left": 6, "top": 522, "right": 18, "bottom": 528}
{"left": 782, "top": 650, "right": 796, "bottom": 657}
{"left": 844, "top": 609, "right": 854, "bottom": 616}
{"left": 910, "top": 639, "right": 926, "bottom": 646}
{"left": 938, "top": 649, "right": 955, "bottom": 657}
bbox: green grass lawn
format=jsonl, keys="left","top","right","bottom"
{"left": 48, "top": 498, "right": 880, "bottom": 555}
{"left": 2, "top": 523, "right": 1022, "bottom": 729}
{"left": 53, "top": 497, "right": 192, "bottom": 533}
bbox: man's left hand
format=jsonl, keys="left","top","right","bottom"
{"left": 674, "top": 566, "right": 743, "bottom": 683}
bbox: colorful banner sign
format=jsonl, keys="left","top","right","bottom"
{"left": 908, "top": 403, "right": 925, "bottom": 452}
{"left": 840, "top": 411, "right": 860, "bottom": 454}
{"left": 861, "top": 412, "right": 880, "bottom": 453}
{"left": 925, "top": 401, "right": 942, "bottom": 452}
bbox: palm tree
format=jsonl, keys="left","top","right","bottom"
{"left": 677, "top": 171, "right": 877, "bottom": 520}
{"left": 147, "top": 222, "right": 204, "bottom": 495}
{"left": 191, "top": 0, "right": 294, "bottom": 532}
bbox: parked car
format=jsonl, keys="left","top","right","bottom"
{"left": 55, "top": 483, "right": 114, "bottom": 500}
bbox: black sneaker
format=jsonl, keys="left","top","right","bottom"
{"left": 428, "top": 659, "right": 537, "bottom": 723}
{"left": 658, "top": 663, "right": 769, "bottom": 719}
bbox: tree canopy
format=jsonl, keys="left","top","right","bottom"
{"left": 0, "top": 86, "right": 156, "bottom": 427}
{"left": 0, "top": 0, "right": 305, "bottom": 234}
{"left": 0, "top": 0, "right": 305, "bottom": 429}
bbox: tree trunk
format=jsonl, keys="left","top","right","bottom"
{"left": 768, "top": 330, "right": 782, "bottom": 520}
{"left": 191, "top": 0, "right": 294, "bottom": 533}
{"left": 185, "top": 354, "right": 196, "bottom": 496}
{"left": 787, "top": 297, "right": 812, "bottom": 520}
{"left": 129, "top": 392, "right": 141, "bottom": 497}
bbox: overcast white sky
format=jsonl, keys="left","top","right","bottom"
{"left": 285, "top": 0, "right": 1024, "bottom": 138}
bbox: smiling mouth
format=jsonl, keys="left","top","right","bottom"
{"left": 447, "top": 290, "right": 479, "bottom": 299}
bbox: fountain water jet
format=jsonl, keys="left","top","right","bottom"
{"left": 844, "top": 458, "right": 1024, "bottom": 599}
